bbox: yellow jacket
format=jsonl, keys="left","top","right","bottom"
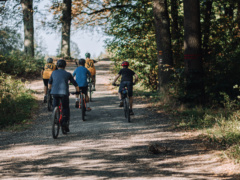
{"left": 85, "top": 59, "right": 96, "bottom": 75}
{"left": 42, "top": 63, "right": 57, "bottom": 79}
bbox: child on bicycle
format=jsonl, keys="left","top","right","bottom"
{"left": 48, "top": 59, "right": 79, "bottom": 132}
{"left": 85, "top": 52, "right": 97, "bottom": 91}
{"left": 112, "top": 61, "right": 138, "bottom": 115}
{"left": 41, "top": 58, "right": 57, "bottom": 103}
{"left": 73, "top": 58, "right": 92, "bottom": 111}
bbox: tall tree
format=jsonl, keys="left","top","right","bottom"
{"left": 152, "top": 0, "right": 173, "bottom": 90}
{"left": 21, "top": 0, "right": 34, "bottom": 57}
{"left": 184, "top": 0, "right": 204, "bottom": 103}
{"left": 202, "top": 0, "right": 213, "bottom": 57}
{"left": 61, "top": 0, "right": 72, "bottom": 57}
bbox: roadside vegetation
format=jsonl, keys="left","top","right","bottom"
{"left": 0, "top": 27, "right": 44, "bottom": 129}
{"left": 1, "top": 0, "right": 240, "bottom": 165}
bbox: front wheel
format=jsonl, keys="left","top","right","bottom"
{"left": 52, "top": 107, "right": 60, "bottom": 139}
{"left": 47, "top": 94, "right": 53, "bottom": 111}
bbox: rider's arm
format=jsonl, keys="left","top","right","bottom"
{"left": 75, "top": 86, "right": 80, "bottom": 92}
{"left": 72, "top": 70, "right": 76, "bottom": 77}
{"left": 48, "top": 74, "right": 53, "bottom": 90}
{"left": 69, "top": 74, "right": 79, "bottom": 93}
{"left": 112, "top": 74, "right": 120, "bottom": 84}
{"left": 87, "top": 69, "right": 91, "bottom": 77}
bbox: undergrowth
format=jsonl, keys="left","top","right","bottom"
{"left": 135, "top": 88, "right": 240, "bottom": 164}
{"left": 0, "top": 73, "right": 37, "bottom": 129}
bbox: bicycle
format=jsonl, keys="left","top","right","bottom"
{"left": 52, "top": 101, "right": 69, "bottom": 139}
{"left": 87, "top": 77, "right": 93, "bottom": 102}
{"left": 71, "top": 90, "right": 87, "bottom": 121}
{"left": 113, "top": 84, "right": 131, "bottom": 123}
{"left": 47, "top": 90, "right": 53, "bottom": 111}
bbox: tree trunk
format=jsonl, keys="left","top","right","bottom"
{"left": 61, "top": 0, "right": 72, "bottom": 57}
{"left": 184, "top": 0, "right": 204, "bottom": 103}
{"left": 21, "top": 0, "right": 34, "bottom": 57}
{"left": 171, "top": 0, "right": 179, "bottom": 41}
{"left": 202, "top": 0, "right": 213, "bottom": 57}
{"left": 152, "top": 0, "right": 173, "bottom": 91}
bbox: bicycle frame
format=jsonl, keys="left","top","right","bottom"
{"left": 58, "top": 102, "right": 63, "bottom": 124}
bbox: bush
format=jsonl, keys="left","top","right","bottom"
{"left": 0, "top": 73, "right": 37, "bottom": 128}
{"left": 0, "top": 51, "right": 44, "bottom": 76}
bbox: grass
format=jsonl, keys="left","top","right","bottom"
{"left": 135, "top": 88, "right": 240, "bottom": 164}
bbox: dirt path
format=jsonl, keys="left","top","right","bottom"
{"left": 0, "top": 60, "right": 239, "bottom": 180}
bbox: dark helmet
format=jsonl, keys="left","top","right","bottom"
{"left": 85, "top": 52, "right": 91, "bottom": 58}
{"left": 47, "top": 58, "right": 53, "bottom": 63}
{"left": 78, "top": 58, "right": 86, "bottom": 66}
{"left": 57, "top": 59, "right": 66, "bottom": 68}
{"left": 121, "top": 61, "right": 129, "bottom": 67}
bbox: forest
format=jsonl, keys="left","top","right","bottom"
{"left": 1, "top": 0, "right": 240, "bottom": 162}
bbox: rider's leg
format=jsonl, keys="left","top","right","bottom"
{"left": 61, "top": 95, "right": 70, "bottom": 126}
{"left": 129, "top": 96, "right": 133, "bottom": 109}
{"left": 92, "top": 75, "right": 96, "bottom": 90}
{"left": 83, "top": 86, "right": 91, "bottom": 110}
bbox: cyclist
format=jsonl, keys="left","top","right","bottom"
{"left": 48, "top": 59, "right": 79, "bottom": 132}
{"left": 41, "top": 57, "right": 57, "bottom": 103}
{"left": 73, "top": 58, "right": 92, "bottom": 111}
{"left": 112, "top": 61, "right": 138, "bottom": 115}
{"left": 85, "top": 52, "right": 96, "bottom": 91}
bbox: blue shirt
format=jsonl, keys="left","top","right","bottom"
{"left": 73, "top": 66, "right": 91, "bottom": 87}
{"left": 49, "top": 69, "right": 78, "bottom": 95}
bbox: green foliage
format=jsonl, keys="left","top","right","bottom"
{"left": 105, "top": 0, "right": 158, "bottom": 90}
{"left": 0, "top": 52, "right": 44, "bottom": 76}
{"left": 0, "top": 73, "right": 37, "bottom": 129}
{"left": 0, "top": 27, "right": 22, "bottom": 55}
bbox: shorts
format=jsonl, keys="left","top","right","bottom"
{"left": 79, "top": 86, "right": 88, "bottom": 95}
{"left": 43, "top": 79, "right": 49, "bottom": 86}
{"left": 118, "top": 81, "right": 133, "bottom": 97}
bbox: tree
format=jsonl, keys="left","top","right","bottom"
{"left": 184, "top": 0, "right": 204, "bottom": 103}
{"left": 202, "top": 0, "right": 213, "bottom": 57}
{"left": 152, "top": 0, "right": 173, "bottom": 90}
{"left": 61, "top": 0, "right": 72, "bottom": 57}
{"left": 21, "top": 0, "right": 34, "bottom": 57}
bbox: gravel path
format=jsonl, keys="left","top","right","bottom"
{"left": 0, "top": 60, "right": 239, "bottom": 180}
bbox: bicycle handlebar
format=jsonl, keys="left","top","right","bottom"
{"left": 112, "top": 83, "right": 136, "bottom": 86}
{"left": 70, "top": 92, "right": 81, "bottom": 95}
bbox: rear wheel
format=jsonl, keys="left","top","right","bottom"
{"left": 89, "top": 84, "right": 92, "bottom": 102}
{"left": 81, "top": 94, "right": 85, "bottom": 121}
{"left": 52, "top": 107, "right": 60, "bottom": 139}
{"left": 124, "top": 98, "right": 130, "bottom": 123}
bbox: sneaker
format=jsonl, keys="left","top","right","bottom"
{"left": 119, "top": 101, "right": 123, "bottom": 107}
{"left": 130, "top": 109, "right": 134, "bottom": 115}
{"left": 92, "top": 87, "right": 96, "bottom": 91}
{"left": 44, "top": 95, "right": 47, "bottom": 103}
{"left": 75, "top": 101, "right": 79, "bottom": 108}
{"left": 86, "top": 107, "right": 92, "bottom": 111}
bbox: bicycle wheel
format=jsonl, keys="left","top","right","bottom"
{"left": 52, "top": 107, "right": 60, "bottom": 139}
{"left": 89, "top": 84, "right": 92, "bottom": 102}
{"left": 81, "top": 94, "right": 85, "bottom": 121}
{"left": 124, "top": 98, "right": 130, "bottom": 123}
{"left": 47, "top": 94, "right": 53, "bottom": 111}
